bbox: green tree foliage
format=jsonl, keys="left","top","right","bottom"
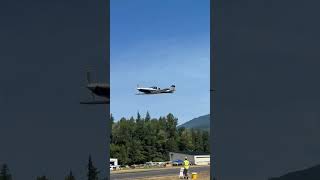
{"left": 145, "top": 111, "right": 151, "bottom": 122}
{"left": 110, "top": 113, "right": 114, "bottom": 125}
{"left": 87, "top": 155, "right": 99, "bottom": 180}
{"left": 64, "top": 170, "right": 76, "bottom": 180}
{"left": 136, "top": 112, "right": 141, "bottom": 122}
{"left": 202, "top": 130, "right": 210, "bottom": 153}
{"left": 110, "top": 114, "right": 114, "bottom": 144}
{"left": 0, "top": 164, "right": 12, "bottom": 180}
{"left": 110, "top": 112, "right": 210, "bottom": 165}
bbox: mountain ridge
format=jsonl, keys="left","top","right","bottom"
{"left": 268, "top": 164, "right": 320, "bottom": 180}
{"left": 179, "top": 114, "right": 210, "bottom": 130}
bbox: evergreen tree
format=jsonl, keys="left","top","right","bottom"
{"left": 65, "top": 170, "right": 76, "bottom": 180}
{"left": 185, "top": 129, "right": 195, "bottom": 151}
{"left": 194, "top": 130, "right": 203, "bottom": 151}
{"left": 165, "top": 113, "right": 178, "bottom": 152}
{"left": 128, "top": 140, "right": 144, "bottom": 164}
{"left": 145, "top": 111, "right": 151, "bottom": 122}
{"left": 0, "top": 164, "right": 12, "bottom": 180}
{"left": 110, "top": 143, "right": 121, "bottom": 159}
{"left": 177, "top": 127, "right": 188, "bottom": 151}
{"left": 110, "top": 114, "right": 114, "bottom": 143}
{"left": 129, "top": 116, "right": 135, "bottom": 123}
{"left": 87, "top": 155, "right": 99, "bottom": 180}
{"left": 110, "top": 112, "right": 210, "bottom": 165}
{"left": 118, "top": 145, "right": 129, "bottom": 165}
{"left": 135, "top": 114, "right": 145, "bottom": 144}
{"left": 110, "top": 113, "right": 114, "bottom": 125}
{"left": 136, "top": 112, "right": 141, "bottom": 122}
{"left": 191, "top": 128, "right": 196, "bottom": 151}
{"left": 202, "top": 130, "right": 210, "bottom": 153}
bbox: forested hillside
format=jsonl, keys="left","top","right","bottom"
{"left": 110, "top": 112, "right": 210, "bottom": 165}
{"left": 179, "top": 114, "right": 210, "bottom": 130}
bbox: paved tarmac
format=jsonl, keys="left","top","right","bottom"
{"left": 110, "top": 165, "right": 210, "bottom": 180}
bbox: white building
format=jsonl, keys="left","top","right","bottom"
{"left": 110, "top": 158, "right": 119, "bottom": 170}
{"left": 110, "top": 158, "right": 118, "bottom": 166}
{"left": 169, "top": 152, "right": 210, "bottom": 165}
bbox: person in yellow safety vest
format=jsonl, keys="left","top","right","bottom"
{"left": 183, "top": 157, "right": 190, "bottom": 179}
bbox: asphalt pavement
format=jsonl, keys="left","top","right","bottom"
{"left": 110, "top": 165, "right": 210, "bottom": 180}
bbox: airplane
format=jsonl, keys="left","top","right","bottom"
{"left": 136, "top": 85, "right": 176, "bottom": 95}
{"left": 80, "top": 71, "right": 110, "bottom": 104}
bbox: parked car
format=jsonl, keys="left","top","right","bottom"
{"left": 172, "top": 159, "right": 183, "bottom": 166}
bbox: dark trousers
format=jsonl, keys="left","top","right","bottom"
{"left": 183, "top": 168, "right": 189, "bottom": 179}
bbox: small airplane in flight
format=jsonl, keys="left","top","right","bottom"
{"left": 136, "top": 85, "right": 176, "bottom": 95}
{"left": 80, "top": 71, "right": 110, "bottom": 104}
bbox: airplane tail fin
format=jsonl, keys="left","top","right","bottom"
{"left": 171, "top": 85, "right": 176, "bottom": 91}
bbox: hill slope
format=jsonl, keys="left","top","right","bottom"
{"left": 179, "top": 114, "right": 210, "bottom": 130}
{"left": 269, "top": 164, "right": 320, "bottom": 180}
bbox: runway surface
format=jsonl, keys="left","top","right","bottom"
{"left": 110, "top": 165, "right": 210, "bottom": 180}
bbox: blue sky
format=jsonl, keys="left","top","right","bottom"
{"left": 110, "top": 0, "right": 210, "bottom": 125}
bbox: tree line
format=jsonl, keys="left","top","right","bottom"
{"left": 110, "top": 112, "right": 210, "bottom": 165}
{"left": 0, "top": 155, "right": 100, "bottom": 180}
{"left": 0, "top": 112, "right": 210, "bottom": 179}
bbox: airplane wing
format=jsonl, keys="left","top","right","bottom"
{"left": 137, "top": 89, "right": 157, "bottom": 94}
{"left": 80, "top": 100, "right": 110, "bottom": 104}
{"left": 135, "top": 93, "right": 160, "bottom": 95}
{"left": 136, "top": 90, "right": 167, "bottom": 95}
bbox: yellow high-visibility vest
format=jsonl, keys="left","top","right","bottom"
{"left": 183, "top": 160, "right": 190, "bottom": 169}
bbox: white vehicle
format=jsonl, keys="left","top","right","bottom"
{"left": 110, "top": 158, "right": 119, "bottom": 171}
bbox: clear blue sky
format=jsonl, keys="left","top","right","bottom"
{"left": 110, "top": 0, "right": 210, "bottom": 125}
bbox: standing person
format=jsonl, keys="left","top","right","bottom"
{"left": 183, "top": 157, "right": 190, "bottom": 179}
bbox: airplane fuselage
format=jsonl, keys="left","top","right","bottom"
{"left": 136, "top": 85, "right": 175, "bottom": 94}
